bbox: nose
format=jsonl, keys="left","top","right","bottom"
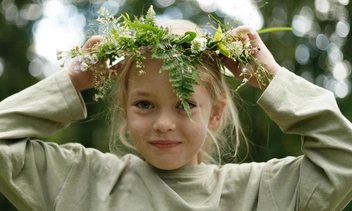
{"left": 153, "top": 110, "right": 177, "bottom": 132}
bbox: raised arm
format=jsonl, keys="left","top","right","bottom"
{"left": 224, "top": 26, "right": 352, "bottom": 210}
{"left": 259, "top": 68, "right": 352, "bottom": 210}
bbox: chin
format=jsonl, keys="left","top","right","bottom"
{"left": 149, "top": 160, "right": 184, "bottom": 170}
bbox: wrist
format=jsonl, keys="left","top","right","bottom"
{"left": 67, "top": 67, "right": 93, "bottom": 92}
{"left": 269, "top": 64, "right": 281, "bottom": 77}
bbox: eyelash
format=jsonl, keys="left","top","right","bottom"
{"left": 135, "top": 101, "right": 154, "bottom": 109}
{"left": 134, "top": 101, "right": 196, "bottom": 110}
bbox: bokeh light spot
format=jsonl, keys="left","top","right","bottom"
{"left": 336, "top": 20, "right": 350, "bottom": 37}
{"left": 29, "top": 59, "right": 43, "bottom": 77}
{"left": 315, "top": 0, "right": 331, "bottom": 14}
{"left": 154, "top": 0, "right": 175, "bottom": 8}
{"left": 102, "top": 0, "right": 120, "bottom": 15}
{"left": 292, "top": 7, "right": 314, "bottom": 37}
{"left": 316, "top": 34, "right": 329, "bottom": 50}
{"left": 334, "top": 80, "right": 350, "bottom": 98}
{"left": 333, "top": 60, "right": 351, "bottom": 81}
{"left": 5, "top": 3, "right": 17, "bottom": 22}
{"left": 295, "top": 44, "right": 310, "bottom": 65}
{"left": 338, "top": 0, "right": 349, "bottom": 5}
{"left": 20, "top": 3, "right": 42, "bottom": 21}
{"left": 327, "top": 44, "right": 343, "bottom": 63}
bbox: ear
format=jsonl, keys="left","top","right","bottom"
{"left": 208, "top": 101, "right": 226, "bottom": 130}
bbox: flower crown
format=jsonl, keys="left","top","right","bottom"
{"left": 58, "top": 6, "right": 290, "bottom": 118}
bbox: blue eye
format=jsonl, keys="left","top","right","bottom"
{"left": 136, "top": 101, "right": 154, "bottom": 109}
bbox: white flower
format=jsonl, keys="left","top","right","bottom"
{"left": 244, "top": 40, "right": 251, "bottom": 49}
{"left": 80, "top": 62, "right": 89, "bottom": 71}
{"left": 98, "top": 7, "right": 109, "bottom": 17}
{"left": 138, "top": 70, "right": 146, "bottom": 76}
{"left": 191, "top": 37, "right": 207, "bottom": 52}
{"left": 90, "top": 54, "right": 99, "bottom": 64}
{"left": 75, "top": 56, "right": 83, "bottom": 63}
{"left": 56, "top": 50, "right": 62, "bottom": 60}
{"left": 243, "top": 40, "right": 252, "bottom": 56}
{"left": 228, "top": 41, "right": 243, "bottom": 58}
{"left": 215, "top": 50, "right": 220, "bottom": 55}
{"left": 73, "top": 65, "right": 81, "bottom": 73}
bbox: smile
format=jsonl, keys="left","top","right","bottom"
{"left": 149, "top": 140, "right": 182, "bottom": 150}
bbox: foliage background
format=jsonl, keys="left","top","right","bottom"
{"left": 0, "top": 0, "right": 351, "bottom": 210}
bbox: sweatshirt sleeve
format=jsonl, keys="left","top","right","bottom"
{"left": 257, "top": 68, "right": 352, "bottom": 210}
{"left": 0, "top": 70, "right": 87, "bottom": 139}
{"left": 0, "top": 70, "right": 88, "bottom": 210}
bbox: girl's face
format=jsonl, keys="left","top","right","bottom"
{"left": 126, "top": 58, "right": 220, "bottom": 170}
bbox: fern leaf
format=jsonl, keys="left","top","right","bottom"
{"left": 160, "top": 59, "right": 179, "bottom": 72}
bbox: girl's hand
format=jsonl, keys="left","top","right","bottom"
{"left": 222, "top": 26, "right": 281, "bottom": 89}
{"left": 67, "top": 36, "right": 102, "bottom": 92}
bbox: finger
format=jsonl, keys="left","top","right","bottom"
{"left": 229, "top": 25, "right": 256, "bottom": 36}
{"left": 83, "top": 36, "right": 102, "bottom": 49}
{"left": 227, "top": 26, "right": 264, "bottom": 48}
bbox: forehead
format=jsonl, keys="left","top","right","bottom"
{"left": 126, "top": 58, "right": 211, "bottom": 101}
{"left": 127, "top": 58, "right": 171, "bottom": 90}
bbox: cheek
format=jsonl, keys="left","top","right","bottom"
{"left": 183, "top": 120, "right": 209, "bottom": 143}
{"left": 128, "top": 116, "right": 143, "bottom": 130}
{"left": 126, "top": 113, "right": 150, "bottom": 140}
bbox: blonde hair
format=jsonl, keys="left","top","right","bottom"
{"left": 108, "top": 20, "right": 248, "bottom": 164}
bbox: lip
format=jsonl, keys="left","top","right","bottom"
{"left": 149, "top": 140, "right": 182, "bottom": 150}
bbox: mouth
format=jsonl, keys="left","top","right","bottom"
{"left": 149, "top": 140, "right": 182, "bottom": 150}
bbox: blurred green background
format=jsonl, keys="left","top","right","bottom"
{"left": 0, "top": 0, "right": 351, "bottom": 210}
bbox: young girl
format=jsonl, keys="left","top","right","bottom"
{"left": 1, "top": 14, "right": 352, "bottom": 211}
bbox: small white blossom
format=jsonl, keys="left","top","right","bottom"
{"left": 98, "top": 7, "right": 109, "bottom": 17}
{"left": 244, "top": 40, "right": 251, "bottom": 49}
{"left": 80, "top": 62, "right": 89, "bottom": 71}
{"left": 138, "top": 70, "right": 146, "bottom": 75}
{"left": 76, "top": 56, "right": 83, "bottom": 63}
{"left": 242, "top": 78, "right": 249, "bottom": 83}
{"left": 215, "top": 50, "right": 220, "bottom": 55}
{"left": 56, "top": 50, "right": 62, "bottom": 60}
{"left": 90, "top": 54, "right": 99, "bottom": 64}
{"left": 191, "top": 37, "right": 207, "bottom": 52}
{"left": 228, "top": 41, "right": 243, "bottom": 58}
{"left": 73, "top": 65, "right": 81, "bottom": 73}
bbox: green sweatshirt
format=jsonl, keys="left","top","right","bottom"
{"left": 0, "top": 68, "right": 351, "bottom": 211}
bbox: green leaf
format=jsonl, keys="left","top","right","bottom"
{"left": 217, "top": 43, "right": 230, "bottom": 58}
{"left": 160, "top": 59, "right": 179, "bottom": 72}
{"left": 178, "top": 31, "right": 197, "bottom": 43}
{"left": 152, "top": 50, "right": 173, "bottom": 60}
{"left": 214, "top": 25, "right": 222, "bottom": 42}
{"left": 145, "top": 5, "right": 156, "bottom": 24}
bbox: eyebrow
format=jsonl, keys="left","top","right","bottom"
{"left": 130, "top": 90, "right": 153, "bottom": 97}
